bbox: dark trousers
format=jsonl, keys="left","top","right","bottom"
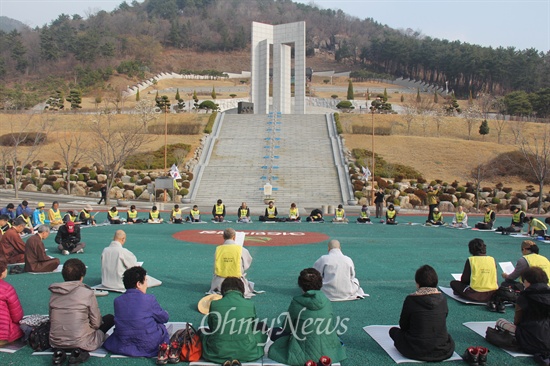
{"left": 375, "top": 202, "right": 383, "bottom": 218}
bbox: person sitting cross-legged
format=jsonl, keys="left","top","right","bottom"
{"left": 103, "top": 266, "right": 169, "bottom": 357}
{"left": 148, "top": 206, "right": 163, "bottom": 224}
{"left": 55, "top": 221, "right": 85, "bottom": 255}
{"left": 475, "top": 204, "right": 495, "bottom": 230}
{"left": 126, "top": 205, "right": 144, "bottom": 224}
{"left": 451, "top": 206, "right": 468, "bottom": 228}
{"left": 24, "top": 225, "right": 60, "bottom": 273}
{"left": 427, "top": 207, "right": 444, "bottom": 226}
{"left": 0, "top": 218, "right": 27, "bottom": 264}
{"left": 306, "top": 208, "right": 324, "bottom": 223}
{"left": 332, "top": 204, "right": 348, "bottom": 223}
{"left": 108, "top": 207, "right": 123, "bottom": 225}
{"left": 287, "top": 203, "right": 300, "bottom": 222}
{"left": 48, "top": 201, "right": 64, "bottom": 230}
{"left": 79, "top": 205, "right": 96, "bottom": 226}
{"left": 212, "top": 199, "right": 226, "bottom": 223}
{"left": 501, "top": 240, "right": 550, "bottom": 292}
{"left": 0, "top": 259, "right": 24, "bottom": 346}
{"left": 525, "top": 216, "right": 547, "bottom": 237}
{"left": 357, "top": 205, "right": 371, "bottom": 223}
{"left": 188, "top": 205, "right": 202, "bottom": 222}
{"left": 385, "top": 204, "right": 398, "bottom": 225}
{"left": 237, "top": 202, "right": 251, "bottom": 223}
{"left": 170, "top": 205, "right": 183, "bottom": 224}
{"left": 259, "top": 201, "right": 278, "bottom": 222}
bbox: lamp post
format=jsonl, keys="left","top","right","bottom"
{"left": 156, "top": 95, "right": 171, "bottom": 202}
{"left": 370, "top": 105, "right": 376, "bottom": 205}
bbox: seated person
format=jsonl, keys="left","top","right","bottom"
{"left": 385, "top": 204, "right": 398, "bottom": 225}
{"left": 494, "top": 267, "right": 550, "bottom": 357}
{"left": 237, "top": 202, "right": 251, "bottom": 223}
{"left": 306, "top": 208, "right": 324, "bottom": 222}
{"left": 502, "top": 240, "right": 550, "bottom": 291}
{"left": 0, "top": 218, "right": 27, "bottom": 264}
{"left": 525, "top": 216, "right": 547, "bottom": 236}
{"left": 103, "top": 267, "right": 169, "bottom": 357}
{"left": 24, "top": 225, "right": 60, "bottom": 272}
{"left": 475, "top": 204, "right": 495, "bottom": 229}
{"left": 268, "top": 268, "right": 347, "bottom": 365}
{"left": 79, "top": 205, "right": 96, "bottom": 226}
{"left": 357, "top": 205, "right": 371, "bottom": 223}
{"left": 313, "top": 240, "right": 365, "bottom": 301}
{"left": 201, "top": 277, "right": 267, "bottom": 364}
{"left": 148, "top": 206, "right": 163, "bottom": 223}
{"left": 498, "top": 205, "right": 525, "bottom": 234}
{"left": 450, "top": 238, "right": 498, "bottom": 302}
{"left": 427, "top": 207, "right": 444, "bottom": 226}
{"left": 0, "top": 259, "right": 24, "bottom": 346}
{"left": 63, "top": 210, "right": 79, "bottom": 224}
{"left": 389, "top": 265, "right": 455, "bottom": 362}
{"left": 288, "top": 203, "right": 300, "bottom": 222}
{"left": 32, "top": 202, "right": 48, "bottom": 229}
{"left": 0, "top": 203, "right": 15, "bottom": 221}
{"left": 212, "top": 199, "right": 226, "bottom": 223}
{"left": 48, "top": 201, "right": 64, "bottom": 230}
{"left": 208, "top": 228, "right": 255, "bottom": 298}
{"left": 15, "top": 201, "right": 28, "bottom": 218}
{"left": 126, "top": 205, "right": 143, "bottom": 224}
{"left": 332, "top": 204, "right": 348, "bottom": 223}
{"left": 188, "top": 205, "right": 202, "bottom": 222}
{"left": 108, "top": 206, "right": 123, "bottom": 224}
{"left": 451, "top": 206, "right": 468, "bottom": 228}
{"left": 259, "top": 201, "right": 278, "bottom": 222}
{"left": 0, "top": 215, "right": 9, "bottom": 239}
{"left": 17, "top": 209, "right": 34, "bottom": 235}
{"left": 55, "top": 221, "right": 85, "bottom": 255}
{"left": 49, "top": 259, "right": 114, "bottom": 365}
{"left": 101, "top": 230, "right": 138, "bottom": 291}
{"left": 170, "top": 204, "right": 183, "bottom": 224}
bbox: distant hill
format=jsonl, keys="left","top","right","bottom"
{"left": 0, "top": 16, "right": 26, "bottom": 32}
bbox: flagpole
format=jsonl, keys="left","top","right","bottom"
{"left": 371, "top": 107, "right": 375, "bottom": 205}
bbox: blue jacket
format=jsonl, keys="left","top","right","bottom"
{"left": 103, "top": 289, "right": 169, "bottom": 357}
{"left": 0, "top": 207, "right": 15, "bottom": 220}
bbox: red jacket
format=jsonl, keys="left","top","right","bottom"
{"left": 0, "top": 279, "right": 24, "bottom": 342}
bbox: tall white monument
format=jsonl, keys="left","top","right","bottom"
{"left": 251, "top": 21, "right": 306, "bottom": 115}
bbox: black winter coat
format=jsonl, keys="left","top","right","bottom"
{"left": 516, "top": 283, "right": 550, "bottom": 355}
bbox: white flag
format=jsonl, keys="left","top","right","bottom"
{"left": 362, "top": 166, "right": 371, "bottom": 179}
{"left": 169, "top": 164, "right": 181, "bottom": 179}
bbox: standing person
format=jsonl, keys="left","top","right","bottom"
{"left": 237, "top": 202, "right": 251, "bottom": 223}
{"left": 48, "top": 201, "right": 64, "bottom": 230}
{"left": 386, "top": 204, "right": 398, "bottom": 225}
{"left": 313, "top": 240, "right": 365, "bottom": 301}
{"left": 188, "top": 205, "right": 201, "bottom": 223}
{"left": 208, "top": 228, "right": 256, "bottom": 298}
{"left": 0, "top": 218, "right": 27, "bottom": 264}
{"left": 450, "top": 238, "right": 498, "bottom": 303}
{"left": 126, "top": 205, "right": 143, "bottom": 224}
{"left": 357, "top": 205, "right": 371, "bottom": 223}
{"left": 79, "top": 205, "right": 96, "bottom": 226}
{"left": 260, "top": 201, "right": 278, "bottom": 222}
{"left": 389, "top": 265, "right": 455, "bottom": 362}
{"left": 268, "top": 268, "right": 347, "bottom": 365}
{"left": 49, "top": 259, "right": 114, "bottom": 365}
{"left": 170, "top": 204, "right": 183, "bottom": 223}
{"left": 426, "top": 186, "right": 439, "bottom": 223}
{"left": 15, "top": 201, "right": 29, "bottom": 218}
{"left": 24, "top": 225, "right": 60, "bottom": 273}
{"left": 288, "top": 203, "right": 300, "bottom": 222}
{"left": 0, "top": 259, "right": 24, "bottom": 346}
{"left": 98, "top": 184, "right": 107, "bottom": 205}
{"left": 501, "top": 240, "right": 550, "bottom": 291}
{"left": 374, "top": 188, "right": 385, "bottom": 218}
{"left": 525, "top": 216, "right": 547, "bottom": 237}
{"left": 212, "top": 199, "right": 226, "bottom": 223}
{"left": 475, "top": 204, "right": 495, "bottom": 229}
{"left": 451, "top": 206, "right": 468, "bottom": 228}
{"left": 103, "top": 266, "right": 169, "bottom": 357}
{"left": 55, "top": 221, "right": 85, "bottom": 255}
{"left": 32, "top": 202, "right": 48, "bottom": 229}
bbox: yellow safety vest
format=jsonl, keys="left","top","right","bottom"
{"left": 289, "top": 208, "right": 299, "bottom": 218}
{"left": 387, "top": 210, "right": 396, "bottom": 219}
{"left": 37, "top": 211, "right": 45, "bottom": 224}
{"left": 360, "top": 210, "right": 369, "bottom": 218}
{"left": 531, "top": 218, "right": 547, "bottom": 231}
{"left": 172, "top": 209, "right": 182, "bottom": 218}
{"left": 455, "top": 211, "right": 466, "bottom": 222}
{"left": 190, "top": 209, "right": 200, "bottom": 219}
{"left": 484, "top": 210, "right": 494, "bottom": 223}
{"left": 214, "top": 244, "right": 242, "bottom": 278}
{"left": 239, "top": 208, "right": 248, "bottom": 218}
{"left": 469, "top": 256, "right": 498, "bottom": 292}
{"left": 215, "top": 204, "right": 225, "bottom": 215}
{"left": 80, "top": 210, "right": 90, "bottom": 219}
{"left": 513, "top": 210, "right": 524, "bottom": 224}
{"left": 18, "top": 214, "right": 31, "bottom": 227}
{"left": 524, "top": 254, "right": 550, "bottom": 284}
{"left": 50, "top": 209, "right": 62, "bottom": 221}
{"left": 433, "top": 212, "right": 442, "bottom": 221}
{"left": 267, "top": 206, "right": 277, "bottom": 218}
{"left": 128, "top": 210, "right": 138, "bottom": 219}
{"left": 335, "top": 209, "right": 345, "bottom": 219}
{"left": 150, "top": 211, "right": 159, "bottom": 219}
{"left": 0, "top": 222, "right": 11, "bottom": 234}
{"left": 108, "top": 210, "right": 119, "bottom": 219}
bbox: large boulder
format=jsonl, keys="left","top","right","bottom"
{"left": 24, "top": 184, "right": 38, "bottom": 192}
{"left": 121, "top": 175, "right": 132, "bottom": 183}
{"left": 57, "top": 187, "right": 68, "bottom": 195}
{"left": 464, "top": 193, "right": 476, "bottom": 201}
{"left": 72, "top": 185, "right": 87, "bottom": 196}
{"left": 495, "top": 191, "right": 507, "bottom": 199}
{"left": 123, "top": 190, "right": 136, "bottom": 200}
{"left": 40, "top": 185, "right": 56, "bottom": 193}
{"left": 527, "top": 197, "right": 539, "bottom": 206}
{"left": 518, "top": 199, "right": 528, "bottom": 211}
{"left": 438, "top": 201, "right": 455, "bottom": 213}
{"left": 458, "top": 198, "right": 475, "bottom": 210}
{"left": 97, "top": 174, "right": 107, "bottom": 183}
{"left": 138, "top": 190, "right": 151, "bottom": 201}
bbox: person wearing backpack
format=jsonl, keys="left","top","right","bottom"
{"left": 103, "top": 266, "right": 169, "bottom": 357}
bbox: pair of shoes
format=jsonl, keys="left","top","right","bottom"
{"left": 68, "top": 348, "right": 89, "bottom": 365}
{"left": 304, "top": 361, "right": 317, "bottom": 366}
{"left": 477, "top": 347, "right": 489, "bottom": 366}
{"left": 462, "top": 346, "right": 479, "bottom": 365}
{"left": 157, "top": 343, "right": 169, "bottom": 365}
{"left": 487, "top": 300, "right": 497, "bottom": 312}
{"left": 62, "top": 250, "right": 70, "bottom": 255}
{"left": 222, "top": 361, "right": 241, "bottom": 366}
{"left": 9, "top": 265, "right": 23, "bottom": 274}
{"left": 319, "top": 356, "right": 332, "bottom": 366}
{"left": 93, "top": 289, "right": 108, "bottom": 297}
{"left": 76, "top": 248, "right": 84, "bottom": 254}
{"left": 497, "top": 301, "right": 506, "bottom": 313}
{"left": 52, "top": 349, "right": 66, "bottom": 365}
{"left": 167, "top": 340, "right": 181, "bottom": 363}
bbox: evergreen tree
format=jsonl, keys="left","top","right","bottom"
{"left": 434, "top": 91, "right": 438, "bottom": 103}
{"left": 400, "top": 94, "right": 404, "bottom": 102}
{"left": 175, "top": 88, "right": 180, "bottom": 100}
{"left": 136, "top": 89, "right": 140, "bottom": 102}
{"left": 193, "top": 90, "right": 199, "bottom": 110}
{"left": 347, "top": 80, "right": 354, "bottom": 100}
{"left": 155, "top": 90, "right": 159, "bottom": 103}
{"left": 366, "top": 88, "right": 370, "bottom": 100}
{"left": 211, "top": 86, "right": 216, "bottom": 99}
{"left": 155, "top": 95, "right": 171, "bottom": 113}
{"left": 383, "top": 88, "right": 388, "bottom": 102}
{"left": 416, "top": 89, "right": 421, "bottom": 103}
{"left": 66, "top": 89, "right": 82, "bottom": 110}
{"left": 44, "top": 90, "right": 64, "bottom": 111}
{"left": 469, "top": 90, "right": 473, "bottom": 105}
{"left": 479, "top": 119, "right": 490, "bottom": 139}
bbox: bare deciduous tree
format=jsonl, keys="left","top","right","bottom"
{"left": 510, "top": 120, "right": 524, "bottom": 144}
{"left": 172, "top": 148, "right": 189, "bottom": 170}
{"left": 0, "top": 146, "right": 14, "bottom": 189}
{"left": 416, "top": 97, "right": 437, "bottom": 137}
{"left": 134, "top": 100, "right": 159, "bottom": 128}
{"left": 493, "top": 97, "right": 507, "bottom": 144}
{"left": 467, "top": 160, "right": 495, "bottom": 211}
{"left": 401, "top": 103, "right": 416, "bottom": 135}
{"left": 58, "top": 132, "right": 86, "bottom": 195}
{"left": 462, "top": 105, "right": 481, "bottom": 140}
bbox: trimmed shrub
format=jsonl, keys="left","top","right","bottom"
{"left": 457, "top": 186, "right": 466, "bottom": 193}
{"left": 492, "top": 197, "right": 501, "bottom": 204}
{"left": 414, "top": 189, "right": 427, "bottom": 203}
{"left": 134, "top": 188, "right": 143, "bottom": 197}
{"left": 354, "top": 191, "right": 364, "bottom": 199}
{"left": 417, "top": 177, "right": 427, "bottom": 184}
{"left": 52, "top": 182, "right": 61, "bottom": 191}
{"left": 503, "top": 187, "right": 513, "bottom": 193}
{"left": 204, "top": 112, "right": 217, "bottom": 134}
{"left": 334, "top": 113, "right": 343, "bottom": 134}
{"left": 516, "top": 193, "right": 527, "bottom": 199}
{"left": 181, "top": 181, "right": 190, "bottom": 189}
{"left": 89, "top": 170, "right": 97, "bottom": 180}
{"left": 505, "top": 193, "right": 512, "bottom": 199}
{"left": 439, "top": 194, "right": 454, "bottom": 202}
{"left": 410, "top": 197, "right": 421, "bottom": 207}
{"left": 179, "top": 188, "right": 189, "bottom": 197}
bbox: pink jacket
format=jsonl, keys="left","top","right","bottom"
{"left": 0, "top": 279, "right": 24, "bottom": 342}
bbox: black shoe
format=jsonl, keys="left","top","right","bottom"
{"left": 462, "top": 346, "right": 479, "bottom": 366}
{"left": 477, "top": 347, "right": 489, "bottom": 366}
{"left": 497, "top": 302, "right": 506, "bottom": 313}
{"left": 68, "top": 348, "right": 90, "bottom": 365}
{"left": 487, "top": 300, "right": 497, "bottom": 312}
{"left": 52, "top": 349, "right": 67, "bottom": 365}
{"left": 9, "top": 265, "right": 23, "bottom": 274}
{"left": 534, "top": 353, "right": 550, "bottom": 366}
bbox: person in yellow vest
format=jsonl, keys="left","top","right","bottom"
{"left": 237, "top": 202, "right": 251, "bottom": 223}
{"left": 148, "top": 206, "right": 163, "bottom": 224}
{"left": 475, "top": 204, "right": 495, "bottom": 230}
{"left": 17, "top": 209, "right": 34, "bottom": 235}
{"left": 207, "top": 228, "right": 255, "bottom": 298}
{"left": 525, "top": 216, "right": 547, "bottom": 237}
{"left": 48, "top": 201, "right": 64, "bottom": 230}
{"left": 0, "top": 215, "right": 10, "bottom": 239}
{"left": 260, "top": 201, "right": 278, "bottom": 222}
{"left": 332, "top": 204, "right": 348, "bottom": 223}
{"left": 126, "top": 205, "right": 143, "bottom": 224}
{"left": 188, "top": 205, "right": 201, "bottom": 223}
{"left": 357, "top": 205, "right": 371, "bottom": 223}
{"left": 450, "top": 238, "right": 498, "bottom": 302}
{"left": 170, "top": 204, "right": 183, "bottom": 224}
{"left": 502, "top": 240, "right": 550, "bottom": 291}
{"left": 385, "top": 204, "right": 398, "bottom": 225}
{"left": 62, "top": 210, "right": 80, "bottom": 225}
{"left": 451, "top": 206, "right": 468, "bottom": 228}
{"left": 212, "top": 199, "right": 226, "bottom": 223}
{"left": 288, "top": 203, "right": 300, "bottom": 222}
{"left": 79, "top": 205, "right": 96, "bottom": 226}
{"left": 32, "top": 202, "right": 49, "bottom": 229}
{"left": 499, "top": 205, "right": 525, "bottom": 235}
{"left": 426, "top": 207, "right": 444, "bottom": 226}
{"left": 426, "top": 185, "right": 439, "bottom": 223}
{"left": 108, "top": 206, "right": 123, "bottom": 224}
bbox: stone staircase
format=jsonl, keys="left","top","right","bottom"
{"left": 192, "top": 113, "right": 348, "bottom": 209}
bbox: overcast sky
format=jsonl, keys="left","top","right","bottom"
{"left": 1, "top": 0, "right": 548, "bottom": 52}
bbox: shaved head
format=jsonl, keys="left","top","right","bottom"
{"left": 328, "top": 239, "right": 341, "bottom": 250}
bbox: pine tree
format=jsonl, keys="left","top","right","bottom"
{"left": 136, "top": 89, "right": 140, "bottom": 102}
{"left": 400, "top": 94, "right": 404, "bottom": 102}
{"left": 416, "top": 89, "right": 421, "bottom": 103}
{"left": 468, "top": 90, "right": 473, "bottom": 105}
{"left": 211, "top": 86, "right": 216, "bottom": 100}
{"left": 155, "top": 90, "right": 159, "bottom": 103}
{"left": 479, "top": 119, "right": 490, "bottom": 139}
{"left": 366, "top": 88, "right": 370, "bottom": 100}
{"left": 434, "top": 91, "right": 438, "bottom": 103}
{"left": 66, "top": 89, "right": 82, "bottom": 110}
{"left": 347, "top": 80, "right": 354, "bottom": 100}
{"left": 175, "top": 88, "right": 180, "bottom": 100}
{"left": 383, "top": 88, "right": 388, "bottom": 102}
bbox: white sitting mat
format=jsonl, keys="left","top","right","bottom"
{"left": 190, "top": 221, "right": 207, "bottom": 224}
{"left": 189, "top": 357, "right": 339, "bottom": 366}
{"left": 29, "top": 264, "right": 63, "bottom": 275}
{"left": 91, "top": 275, "right": 161, "bottom": 293}
{"left": 474, "top": 228, "right": 496, "bottom": 231}
{"left": 422, "top": 224, "right": 441, "bottom": 227}
{"left": 363, "top": 325, "right": 462, "bottom": 363}
{"left": 510, "top": 233, "right": 530, "bottom": 238}
{"left": 462, "top": 322, "right": 531, "bottom": 357}
{"left": 33, "top": 347, "right": 108, "bottom": 358}
{"left": 0, "top": 339, "right": 26, "bottom": 353}
{"left": 438, "top": 286, "right": 486, "bottom": 305}
{"left": 451, "top": 273, "right": 461, "bottom": 281}
{"left": 211, "top": 220, "right": 232, "bottom": 223}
